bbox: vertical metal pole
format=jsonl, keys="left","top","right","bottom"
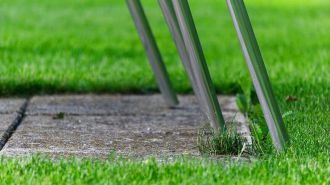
{"left": 158, "top": 0, "right": 202, "bottom": 104}
{"left": 172, "top": 0, "right": 226, "bottom": 132}
{"left": 127, "top": 0, "right": 179, "bottom": 107}
{"left": 226, "top": 0, "right": 289, "bottom": 150}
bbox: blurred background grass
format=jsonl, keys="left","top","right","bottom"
{"left": 0, "top": 0, "right": 329, "bottom": 96}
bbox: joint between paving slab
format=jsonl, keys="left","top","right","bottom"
{"left": 0, "top": 98, "right": 30, "bottom": 151}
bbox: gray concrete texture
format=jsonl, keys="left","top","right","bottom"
{"left": 0, "top": 99, "right": 27, "bottom": 147}
{"left": 0, "top": 95, "right": 251, "bottom": 158}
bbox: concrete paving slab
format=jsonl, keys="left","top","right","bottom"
{"left": 2, "top": 95, "right": 250, "bottom": 158}
{"left": 0, "top": 99, "right": 26, "bottom": 114}
{"left": 26, "top": 95, "right": 237, "bottom": 116}
{"left": 0, "top": 98, "right": 27, "bottom": 148}
{"left": 0, "top": 98, "right": 26, "bottom": 132}
{"left": 0, "top": 114, "right": 20, "bottom": 133}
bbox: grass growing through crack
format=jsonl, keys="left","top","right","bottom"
{"left": 197, "top": 125, "right": 246, "bottom": 156}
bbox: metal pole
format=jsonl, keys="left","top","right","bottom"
{"left": 226, "top": 0, "right": 289, "bottom": 150}
{"left": 172, "top": 0, "right": 226, "bottom": 132}
{"left": 127, "top": 0, "right": 178, "bottom": 107}
{"left": 158, "top": 0, "right": 202, "bottom": 104}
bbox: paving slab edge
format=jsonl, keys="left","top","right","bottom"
{"left": 0, "top": 99, "right": 29, "bottom": 150}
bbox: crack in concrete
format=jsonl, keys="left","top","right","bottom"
{"left": 0, "top": 99, "right": 30, "bottom": 151}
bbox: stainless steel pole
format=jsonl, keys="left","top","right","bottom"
{"left": 226, "top": 0, "right": 289, "bottom": 150}
{"left": 172, "top": 0, "right": 226, "bottom": 132}
{"left": 158, "top": 0, "right": 202, "bottom": 105}
{"left": 127, "top": 0, "right": 178, "bottom": 107}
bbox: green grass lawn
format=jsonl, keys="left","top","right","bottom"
{"left": 0, "top": 0, "right": 329, "bottom": 184}
{"left": 0, "top": 155, "right": 328, "bottom": 185}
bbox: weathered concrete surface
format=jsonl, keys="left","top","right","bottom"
{"left": 1, "top": 95, "right": 250, "bottom": 157}
{"left": 0, "top": 99, "right": 26, "bottom": 113}
{"left": 26, "top": 95, "right": 237, "bottom": 116}
{"left": 0, "top": 99, "right": 26, "bottom": 133}
{"left": 0, "top": 99, "right": 27, "bottom": 148}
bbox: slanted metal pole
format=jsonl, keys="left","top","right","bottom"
{"left": 226, "top": 0, "right": 289, "bottom": 150}
{"left": 172, "top": 0, "right": 226, "bottom": 133}
{"left": 158, "top": 0, "right": 202, "bottom": 103}
{"left": 127, "top": 0, "right": 178, "bottom": 107}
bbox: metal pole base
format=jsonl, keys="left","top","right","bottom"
{"left": 158, "top": 0, "right": 204, "bottom": 107}
{"left": 172, "top": 0, "right": 226, "bottom": 133}
{"left": 227, "top": 0, "right": 289, "bottom": 150}
{"left": 127, "top": 0, "right": 179, "bottom": 107}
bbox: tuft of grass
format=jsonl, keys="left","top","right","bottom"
{"left": 52, "top": 112, "right": 65, "bottom": 119}
{"left": 235, "top": 91, "right": 270, "bottom": 155}
{"left": 197, "top": 125, "right": 246, "bottom": 156}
